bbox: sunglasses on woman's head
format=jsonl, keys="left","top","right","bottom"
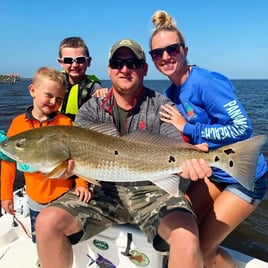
{"left": 149, "top": 43, "right": 185, "bottom": 60}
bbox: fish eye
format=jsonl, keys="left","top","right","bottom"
{"left": 15, "top": 141, "right": 22, "bottom": 148}
{"left": 15, "top": 139, "right": 25, "bottom": 149}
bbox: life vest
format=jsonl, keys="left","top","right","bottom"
{"left": 59, "top": 74, "right": 101, "bottom": 120}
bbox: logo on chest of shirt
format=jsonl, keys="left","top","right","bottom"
{"left": 183, "top": 103, "right": 197, "bottom": 120}
{"left": 139, "top": 121, "right": 146, "bottom": 130}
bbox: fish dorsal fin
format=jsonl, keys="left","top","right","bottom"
{"left": 122, "top": 130, "right": 193, "bottom": 148}
{"left": 122, "top": 130, "right": 177, "bottom": 147}
{"left": 84, "top": 123, "right": 120, "bottom": 137}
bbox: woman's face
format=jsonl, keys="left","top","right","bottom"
{"left": 150, "top": 30, "right": 188, "bottom": 81}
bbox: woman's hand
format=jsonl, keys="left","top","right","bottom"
{"left": 160, "top": 104, "right": 186, "bottom": 132}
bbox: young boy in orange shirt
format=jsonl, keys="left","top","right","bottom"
{"left": 1, "top": 67, "right": 90, "bottom": 242}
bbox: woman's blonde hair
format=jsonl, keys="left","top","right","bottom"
{"left": 150, "top": 10, "right": 185, "bottom": 48}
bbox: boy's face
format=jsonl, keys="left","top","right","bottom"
{"left": 58, "top": 47, "right": 91, "bottom": 84}
{"left": 29, "top": 78, "right": 66, "bottom": 118}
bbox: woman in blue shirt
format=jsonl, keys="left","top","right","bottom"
{"left": 149, "top": 10, "right": 268, "bottom": 268}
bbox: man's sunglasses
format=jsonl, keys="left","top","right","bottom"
{"left": 60, "top": 56, "right": 88, "bottom": 64}
{"left": 109, "top": 58, "right": 144, "bottom": 70}
{"left": 149, "top": 43, "right": 185, "bottom": 60}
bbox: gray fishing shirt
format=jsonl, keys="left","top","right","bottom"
{"left": 75, "top": 86, "right": 184, "bottom": 142}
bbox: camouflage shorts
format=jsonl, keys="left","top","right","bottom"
{"left": 50, "top": 182, "right": 194, "bottom": 251}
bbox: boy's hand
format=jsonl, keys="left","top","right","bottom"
{"left": 92, "top": 88, "right": 109, "bottom": 98}
{"left": 75, "top": 186, "right": 92, "bottom": 203}
{"left": 1, "top": 199, "right": 15, "bottom": 215}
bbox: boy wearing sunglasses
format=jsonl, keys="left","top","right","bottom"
{"left": 35, "top": 39, "right": 212, "bottom": 268}
{"left": 57, "top": 36, "right": 103, "bottom": 121}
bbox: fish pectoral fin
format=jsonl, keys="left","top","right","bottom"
{"left": 85, "top": 177, "right": 101, "bottom": 186}
{"left": 44, "top": 162, "right": 68, "bottom": 178}
{"left": 153, "top": 174, "right": 180, "bottom": 197}
{"left": 76, "top": 175, "right": 101, "bottom": 186}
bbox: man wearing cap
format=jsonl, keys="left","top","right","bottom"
{"left": 35, "top": 39, "right": 211, "bottom": 268}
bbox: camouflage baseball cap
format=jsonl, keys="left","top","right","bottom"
{"left": 108, "top": 39, "right": 146, "bottom": 61}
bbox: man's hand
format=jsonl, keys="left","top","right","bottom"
{"left": 179, "top": 158, "right": 212, "bottom": 181}
{"left": 179, "top": 143, "right": 212, "bottom": 181}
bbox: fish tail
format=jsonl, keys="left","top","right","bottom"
{"left": 214, "top": 135, "right": 267, "bottom": 190}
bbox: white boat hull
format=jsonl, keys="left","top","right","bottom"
{"left": 1, "top": 189, "right": 267, "bottom": 268}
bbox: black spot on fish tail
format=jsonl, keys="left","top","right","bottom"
{"left": 114, "top": 150, "right": 119, "bottom": 155}
{"left": 222, "top": 148, "right": 235, "bottom": 168}
{"left": 223, "top": 148, "right": 235, "bottom": 155}
{"left": 214, "top": 155, "right": 234, "bottom": 168}
{"left": 168, "top": 155, "right": 175, "bottom": 163}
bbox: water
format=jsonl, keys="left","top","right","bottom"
{"left": 0, "top": 79, "right": 267, "bottom": 261}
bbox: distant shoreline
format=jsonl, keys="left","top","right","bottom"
{"left": 0, "top": 74, "right": 21, "bottom": 83}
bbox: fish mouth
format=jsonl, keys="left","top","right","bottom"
{"left": 0, "top": 141, "right": 24, "bottom": 162}
{"left": 0, "top": 148, "right": 19, "bottom": 161}
{"left": 0, "top": 145, "right": 63, "bottom": 175}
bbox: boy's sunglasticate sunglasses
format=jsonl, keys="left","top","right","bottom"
{"left": 109, "top": 58, "right": 144, "bottom": 70}
{"left": 60, "top": 56, "right": 88, "bottom": 64}
{"left": 149, "top": 43, "right": 185, "bottom": 60}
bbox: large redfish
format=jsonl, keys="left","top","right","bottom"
{"left": 0, "top": 124, "right": 266, "bottom": 196}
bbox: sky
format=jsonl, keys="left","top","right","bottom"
{"left": 1, "top": 1, "right": 268, "bottom": 80}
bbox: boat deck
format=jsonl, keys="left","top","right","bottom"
{"left": 1, "top": 213, "right": 268, "bottom": 268}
